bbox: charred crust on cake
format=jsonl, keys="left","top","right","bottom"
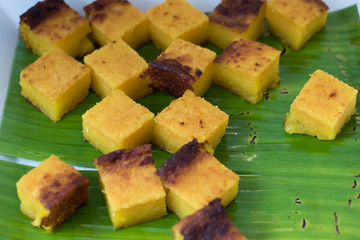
{"left": 94, "top": 144, "right": 153, "bottom": 168}
{"left": 156, "top": 138, "right": 206, "bottom": 184}
{"left": 84, "top": 0, "right": 129, "bottom": 20}
{"left": 20, "top": 0, "right": 69, "bottom": 30}
{"left": 208, "top": 0, "right": 265, "bottom": 32}
{"left": 179, "top": 198, "right": 236, "bottom": 239}
{"left": 38, "top": 172, "right": 89, "bottom": 210}
{"left": 142, "top": 58, "right": 196, "bottom": 97}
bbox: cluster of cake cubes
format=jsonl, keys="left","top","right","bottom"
{"left": 16, "top": 0, "right": 358, "bottom": 235}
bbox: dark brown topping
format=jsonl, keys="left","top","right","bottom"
{"left": 142, "top": 58, "right": 196, "bottom": 97}
{"left": 179, "top": 198, "right": 244, "bottom": 239}
{"left": 156, "top": 138, "right": 205, "bottom": 184}
{"left": 329, "top": 91, "right": 337, "bottom": 97}
{"left": 38, "top": 172, "right": 89, "bottom": 210}
{"left": 94, "top": 144, "right": 153, "bottom": 169}
{"left": 208, "top": 0, "right": 265, "bottom": 32}
{"left": 303, "top": 0, "right": 329, "bottom": 11}
{"left": 84, "top": 0, "right": 129, "bottom": 18}
{"left": 20, "top": 0, "right": 69, "bottom": 30}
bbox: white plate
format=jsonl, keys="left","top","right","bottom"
{"left": 0, "top": 0, "right": 359, "bottom": 120}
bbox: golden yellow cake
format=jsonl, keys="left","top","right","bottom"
{"left": 93, "top": 144, "right": 167, "bottom": 229}
{"left": 156, "top": 139, "right": 239, "bottom": 219}
{"left": 208, "top": 0, "right": 266, "bottom": 49}
{"left": 84, "top": 0, "right": 150, "bottom": 48}
{"left": 284, "top": 70, "right": 358, "bottom": 140}
{"left": 145, "top": 0, "right": 209, "bottom": 50}
{"left": 265, "top": 0, "right": 329, "bottom": 51}
{"left": 19, "top": 0, "right": 94, "bottom": 57}
{"left": 82, "top": 89, "right": 154, "bottom": 153}
{"left": 153, "top": 90, "right": 229, "bottom": 154}
{"left": 172, "top": 198, "right": 247, "bottom": 240}
{"left": 84, "top": 39, "right": 152, "bottom": 100}
{"left": 20, "top": 48, "right": 91, "bottom": 122}
{"left": 213, "top": 38, "right": 281, "bottom": 104}
{"left": 141, "top": 38, "right": 216, "bottom": 97}
{"left": 16, "top": 155, "right": 89, "bottom": 232}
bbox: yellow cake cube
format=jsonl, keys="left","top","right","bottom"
{"left": 142, "top": 38, "right": 216, "bottom": 97}
{"left": 213, "top": 38, "right": 281, "bottom": 104}
{"left": 16, "top": 155, "right": 89, "bottom": 232}
{"left": 153, "top": 90, "right": 229, "bottom": 154}
{"left": 284, "top": 70, "right": 358, "bottom": 140}
{"left": 156, "top": 139, "right": 239, "bottom": 218}
{"left": 84, "top": 0, "right": 150, "bottom": 48}
{"left": 93, "top": 144, "right": 167, "bottom": 229}
{"left": 20, "top": 48, "right": 91, "bottom": 122}
{"left": 19, "top": 0, "right": 94, "bottom": 57}
{"left": 172, "top": 198, "right": 247, "bottom": 240}
{"left": 84, "top": 39, "right": 152, "bottom": 99}
{"left": 145, "top": 0, "right": 209, "bottom": 50}
{"left": 82, "top": 89, "right": 154, "bottom": 153}
{"left": 265, "top": 0, "right": 329, "bottom": 51}
{"left": 208, "top": 0, "right": 266, "bottom": 49}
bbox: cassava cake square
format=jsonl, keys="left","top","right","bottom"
{"left": 142, "top": 38, "right": 216, "bottom": 97}
{"left": 153, "top": 90, "right": 229, "bottom": 154}
{"left": 16, "top": 155, "right": 89, "bottom": 232}
{"left": 284, "top": 69, "right": 358, "bottom": 140}
{"left": 82, "top": 89, "right": 154, "bottom": 153}
{"left": 19, "top": 48, "right": 91, "bottom": 122}
{"left": 84, "top": 39, "right": 152, "bottom": 100}
{"left": 93, "top": 144, "right": 167, "bottom": 229}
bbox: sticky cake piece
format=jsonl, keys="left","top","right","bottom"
{"left": 284, "top": 70, "right": 358, "bottom": 140}
{"left": 142, "top": 39, "right": 216, "bottom": 97}
{"left": 156, "top": 139, "right": 239, "bottom": 218}
{"left": 266, "top": 0, "right": 329, "bottom": 50}
{"left": 153, "top": 90, "right": 229, "bottom": 154}
{"left": 84, "top": 0, "right": 150, "bottom": 48}
{"left": 82, "top": 89, "right": 155, "bottom": 153}
{"left": 145, "top": 0, "right": 209, "bottom": 50}
{"left": 84, "top": 39, "right": 152, "bottom": 100}
{"left": 16, "top": 155, "right": 89, "bottom": 232}
{"left": 20, "top": 48, "right": 91, "bottom": 122}
{"left": 19, "top": 0, "right": 93, "bottom": 57}
{"left": 93, "top": 144, "right": 167, "bottom": 229}
{"left": 208, "top": 0, "right": 266, "bottom": 49}
{"left": 213, "top": 38, "right": 281, "bottom": 104}
{"left": 172, "top": 198, "right": 247, "bottom": 240}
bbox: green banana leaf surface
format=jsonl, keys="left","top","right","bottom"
{"left": 0, "top": 5, "right": 360, "bottom": 240}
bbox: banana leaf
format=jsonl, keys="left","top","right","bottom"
{"left": 1, "top": 5, "right": 360, "bottom": 240}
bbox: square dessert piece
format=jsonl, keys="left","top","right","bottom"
{"left": 153, "top": 90, "right": 229, "bottom": 154}
{"left": 20, "top": 48, "right": 91, "bottom": 122}
{"left": 213, "top": 38, "right": 281, "bottom": 104}
{"left": 93, "top": 144, "right": 167, "bottom": 229}
{"left": 142, "top": 38, "right": 216, "bottom": 97}
{"left": 266, "top": 0, "right": 329, "bottom": 51}
{"left": 82, "top": 89, "right": 155, "bottom": 153}
{"left": 284, "top": 70, "right": 358, "bottom": 140}
{"left": 84, "top": 0, "right": 150, "bottom": 49}
{"left": 145, "top": 0, "right": 209, "bottom": 50}
{"left": 172, "top": 198, "right": 247, "bottom": 240}
{"left": 84, "top": 39, "right": 152, "bottom": 100}
{"left": 19, "top": 0, "right": 94, "bottom": 57}
{"left": 208, "top": 0, "right": 266, "bottom": 49}
{"left": 156, "top": 139, "right": 239, "bottom": 218}
{"left": 16, "top": 155, "right": 89, "bottom": 232}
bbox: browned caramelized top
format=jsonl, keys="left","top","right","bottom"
{"left": 142, "top": 58, "right": 199, "bottom": 97}
{"left": 156, "top": 138, "right": 205, "bottom": 184}
{"left": 84, "top": 0, "right": 130, "bottom": 21}
{"left": 208, "top": 0, "right": 265, "bottom": 33}
{"left": 304, "top": 0, "right": 329, "bottom": 11}
{"left": 94, "top": 144, "right": 154, "bottom": 169}
{"left": 178, "top": 198, "right": 246, "bottom": 240}
{"left": 20, "top": 0, "right": 69, "bottom": 29}
{"left": 38, "top": 172, "right": 89, "bottom": 210}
